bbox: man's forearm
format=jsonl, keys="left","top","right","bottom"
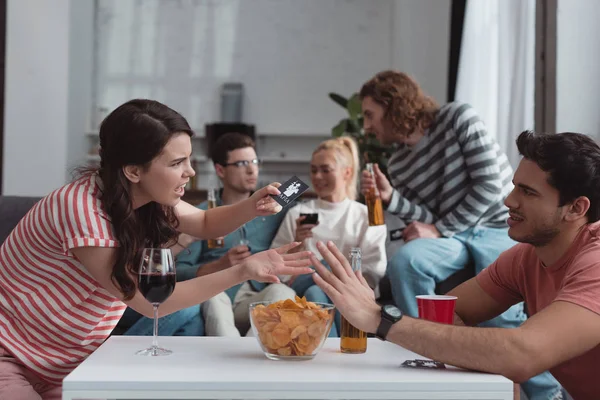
{"left": 385, "top": 317, "right": 527, "bottom": 381}
{"left": 195, "top": 258, "right": 229, "bottom": 277}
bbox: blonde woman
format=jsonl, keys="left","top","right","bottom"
{"left": 271, "top": 137, "right": 387, "bottom": 336}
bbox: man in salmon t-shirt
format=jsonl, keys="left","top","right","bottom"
{"left": 475, "top": 131, "right": 600, "bottom": 399}
{"left": 309, "top": 131, "right": 600, "bottom": 400}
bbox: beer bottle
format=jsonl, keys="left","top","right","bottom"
{"left": 340, "top": 247, "right": 367, "bottom": 354}
{"left": 206, "top": 188, "right": 224, "bottom": 249}
{"left": 364, "top": 163, "right": 385, "bottom": 226}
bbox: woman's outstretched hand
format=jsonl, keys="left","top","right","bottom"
{"left": 241, "top": 242, "right": 313, "bottom": 283}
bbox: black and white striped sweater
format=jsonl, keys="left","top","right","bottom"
{"left": 386, "top": 102, "right": 513, "bottom": 237}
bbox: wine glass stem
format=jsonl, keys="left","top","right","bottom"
{"left": 152, "top": 304, "right": 159, "bottom": 350}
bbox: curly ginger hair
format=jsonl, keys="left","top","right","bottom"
{"left": 359, "top": 70, "right": 439, "bottom": 137}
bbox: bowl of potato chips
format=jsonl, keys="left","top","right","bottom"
{"left": 249, "top": 296, "right": 335, "bottom": 360}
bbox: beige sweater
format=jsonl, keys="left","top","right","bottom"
{"left": 271, "top": 198, "right": 387, "bottom": 290}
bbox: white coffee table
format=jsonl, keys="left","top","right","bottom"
{"left": 62, "top": 336, "right": 512, "bottom": 399}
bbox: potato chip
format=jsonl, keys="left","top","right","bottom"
{"left": 280, "top": 311, "right": 301, "bottom": 328}
{"left": 271, "top": 324, "right": 291, "bottom": 348}
{"left": 277, "top": 346, "right": 292, "bottom": 356}
{"left": 282, "top": 299, "right": 303, "bottom": 310}
{"left": 250, "top": 297, "right": 334, "bottom": 357}
{"left": 297, "top": 332, "right": 310, "bottom": 347}
{"left": 308, "top": 320, "right": 325, "bottom": 337}
{"left": 290, "top": 325, "right": 307, "bottom": 339}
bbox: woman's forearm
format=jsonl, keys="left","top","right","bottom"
{"left": 201, "top": 199, "right": 255, "bottom": 238}
{"left": 178, "top": 199, "right": 255, "bottom": 240}
{"left": 157, "top": 263, "right": 247, "bottom": 316}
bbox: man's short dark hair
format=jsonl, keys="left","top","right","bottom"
{"left": 516, "top": 130, "right": 600, "bottom": 222}
{"left": 210, "top": 132, "right": 256, "bottom": 166}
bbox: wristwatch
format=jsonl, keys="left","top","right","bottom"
{"left": 376, "top": 304, "right": 403, "bottom": 341}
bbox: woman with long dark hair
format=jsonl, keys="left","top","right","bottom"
{"left": 0, "top": 99, "right": 312, "bottom": 399}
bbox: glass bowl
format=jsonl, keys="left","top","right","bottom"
{"left": 249, "top": 300, "right": 335, "bottom": 360}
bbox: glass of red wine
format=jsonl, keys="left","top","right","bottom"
{"left": 136, "top": 248, "right": 176, "bottom": 356}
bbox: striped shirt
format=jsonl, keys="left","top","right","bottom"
{"left": 387, "top": 102, "right": 513, "bottom": 237}
{"left": 0, "top": 174, "right": 126, "bottom": 384}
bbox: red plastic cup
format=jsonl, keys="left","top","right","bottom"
{"left": 416, "top": 295, "right": 457, "bottom": 324}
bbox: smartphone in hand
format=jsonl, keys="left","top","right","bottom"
{"left": 300, "top": 213, "right": 319, "bottom": 225}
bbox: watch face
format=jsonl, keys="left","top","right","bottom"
{"left": 384, "top": 304, "right": 402, "bottom": 318}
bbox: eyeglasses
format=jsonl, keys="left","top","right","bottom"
{"left": 222, "top": 159, "right": 261, "bottom": 168}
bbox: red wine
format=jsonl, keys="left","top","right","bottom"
{"left": 139, "top": 273, "right": 176, "bottom": 304}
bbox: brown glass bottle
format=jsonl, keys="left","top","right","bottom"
{"left": 340, "top": 248, "right": 367, "bottom": 354}
{"left": 187, "top": 159, "right": 198, "bottom": 191}
{"left": 206, "top": 188, "right": 224, "bottom": 249}
{"left": 364, "top": 163, "right": 385, "bottom": 226}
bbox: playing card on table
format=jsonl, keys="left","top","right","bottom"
{"left": 270, "top": 176, "right": 309, "bottom": 208}
{"left": 401, "top": 359, "right": 446, "bottom": 369}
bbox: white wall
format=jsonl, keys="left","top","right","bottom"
{"left": 94, "top": 0, "right": 396, "bottom": 134}
{"left": 392, "top": 0, "right": 450, "bottom": 104}
{"left": 66, "top": 1, "right": 95, "bottom": 181}
{"left": 556, "top": 0, "right": 600, "bottom": 138}
{"left": 3, "top": 0, "right": 71, "bottom": 195}
{"left": 3, "top": 0, "right": 450, "bottom": 195}
{"left": 2, "top": 0, "right": 94, "bottom": 196}
{"left": 94, "top": 0, "right": 450, "bottom": 133}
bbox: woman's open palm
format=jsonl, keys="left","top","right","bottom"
{"left": 243, "top": 242, "right": 313, "bottom": 283}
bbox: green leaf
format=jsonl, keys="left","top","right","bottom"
{"left": 347, "top": 93, "right": 362, "bottom": 119}
{"left": 346, "top": 119, "right": 361, "bottom": 134}
{"left": 329, "top": 93, "right": 348, "bottom": 109}
{"left": 332, "top": 119, "right": 347, "bottom": 137}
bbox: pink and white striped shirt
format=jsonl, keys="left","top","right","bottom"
{"left": 0, "top": 174, "right": 126, "bottom": 384}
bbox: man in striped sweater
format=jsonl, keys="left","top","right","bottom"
{"left": 359, "top": 70, "right": 561, "bottom": 400}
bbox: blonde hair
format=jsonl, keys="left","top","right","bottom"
{"left": 312, "top": 137, "right": 360, "bottom": 200}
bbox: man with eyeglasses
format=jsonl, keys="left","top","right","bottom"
{"left": 175, "top": 132, "right": 296, "bottom": 336}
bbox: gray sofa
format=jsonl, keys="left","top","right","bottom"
{"left": 0, "top": 196, "right": 42, "bottom": 245}
{"left": 0, "top": 196, "right": 473, "bottom": 301}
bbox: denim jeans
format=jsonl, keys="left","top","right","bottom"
{"left": 386, "top": 226, "right": 562, "bottom": 400}
{"left": 122, "top": 305, "right": 205, "bottom": 336}
{"left": 290, "top": 273, "right": 341, "bottom": 337}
